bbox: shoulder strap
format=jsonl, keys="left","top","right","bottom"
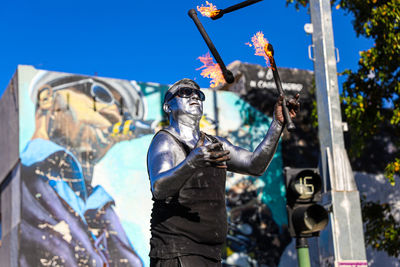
{"left": 158, "top": 129, "right": 191, "bottom": 155}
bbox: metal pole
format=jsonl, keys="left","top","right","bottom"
{"left": 309, "top": 0, "right": 367, "bottom": 265}
{"left": 296, "top": 238, "right": 311, "bottom": 267}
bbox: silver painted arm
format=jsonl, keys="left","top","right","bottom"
{"left": 218, "top": 119, "right": 284, "bottom": 176}
{"left": 147, "top": 133, "right": 194, "bottom": 200}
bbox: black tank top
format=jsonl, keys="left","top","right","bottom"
{"left": 149, "top": 130, "right": 227, "bottom": 260}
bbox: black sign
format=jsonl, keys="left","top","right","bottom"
{"left": 218, "top": 61, "right": 314, "bottom": 117}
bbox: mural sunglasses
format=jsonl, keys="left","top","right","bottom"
{"left": 170, "top": 87, "right": 205, "bottom": 102}
{"left": 51, "top": 78, "right": 119, "bottom": 106}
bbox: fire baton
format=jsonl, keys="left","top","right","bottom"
{"left": 265, "top": 43, "right": 296, "bottom": 131}
{"left": 211, "top": 0, "right": 264, "bottom": 20}
{"left": 188, "top": 9, "right": 235, "bottom": 84}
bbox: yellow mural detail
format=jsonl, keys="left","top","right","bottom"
{"left": 112, "top": 122, "right": 122, "bottom": 136}
{"left": 122, "top": 120, "right": 133, "bottom": 135}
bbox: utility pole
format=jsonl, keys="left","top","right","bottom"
{"left": 308, "top": 0, "right": 368, "bottom": 266}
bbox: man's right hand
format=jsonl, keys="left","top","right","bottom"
{"left": 186, "top": 134, "right": 230, "bottom": 169}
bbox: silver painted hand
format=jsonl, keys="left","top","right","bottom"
{"left": 274, "top": 94, "right": 300, "bottom": 125}
{"left": 186, "top": 134, "right": 230, "bottom": 169}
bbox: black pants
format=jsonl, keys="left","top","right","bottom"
{"left": 150, "top": 255, "right": 221, "bottom": 267}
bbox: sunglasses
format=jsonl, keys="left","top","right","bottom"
{"left": 51, "top": 78, "right": 120, "bottom": 106}
{"left": 166, "top": 87, "right": 205, "bottom": 103}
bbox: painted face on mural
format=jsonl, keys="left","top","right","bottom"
{"left": 37, "top": 80, "right": 128, "bottom": 162}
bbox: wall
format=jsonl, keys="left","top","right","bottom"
{"left": 14, "top": 65, "right": 288, "bottom": 267}
{"left": 0, "top": 166, "right": 21, "bottom": 267}
{"left": 0, "top": 71, "right": 19, "bottom": 185}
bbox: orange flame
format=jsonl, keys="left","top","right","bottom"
{"left": 264, "top": 44, "right": 275, "bottom": 69}
{"left": 197, "top": 1, "right": 220, "bottom": 18}
{"left": 196, "top": 52, "right": 225, "bottom": 88}
{"left": 246, "top": 31, "right": 274, "bottom": 69}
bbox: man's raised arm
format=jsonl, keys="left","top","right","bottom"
{"left": 218, "top": 119, "right": 283, "bottom": 176}
{"left": 220, "top": 95, "right": 299, "bottom": 176}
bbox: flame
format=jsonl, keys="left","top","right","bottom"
{"left": 197, "top": 1, "right": 220, "bottom": 18}
{"left": 246, "top": 31, "right": 274, "bottom": 69}
{"left": 196, "top": 52, "right": 225, "bottom": 88}
{"left": 263, "top": 44, "right": 275, "bottom": 69}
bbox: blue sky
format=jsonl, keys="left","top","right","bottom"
{"left": 0, "top": 0, "right": 372, "bottom": 96}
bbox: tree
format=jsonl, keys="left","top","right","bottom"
{"left": 288, "top": 0, "right": 400, "bottom": 182}
{"left": 286, "top": 0, "right": 400, "bottom": 257}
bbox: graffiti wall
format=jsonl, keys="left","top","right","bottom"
{"left": 17, "top": 65, "right": 289, "bottom": 267}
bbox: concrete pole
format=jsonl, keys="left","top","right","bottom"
{"left": 309, "top": 0, "right": 367, "bottom": 265}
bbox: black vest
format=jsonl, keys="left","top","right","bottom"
{"left": 149, "top": 130, "right": 227, "bottom": 260}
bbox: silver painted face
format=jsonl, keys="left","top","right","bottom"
{"left": 167, "top": 91, "right": 203, "bottom": 119}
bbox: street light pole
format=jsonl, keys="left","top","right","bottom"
{"left": 297, "top": 238, "right": 311, "bottom": 267}
{"left": 309, "top": 0, "right": 368, "bottom": 266}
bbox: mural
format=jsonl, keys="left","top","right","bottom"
{"left": 19, "top": 70, "right": 155, "bottom": 266}
{"left": 17, "top": 65, "right": 290, "bottom": 267}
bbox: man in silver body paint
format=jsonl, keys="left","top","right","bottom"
{"left": 147, "top": 78, "right": 299, "bottom": 267}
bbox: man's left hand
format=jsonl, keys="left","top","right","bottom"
{"left": 274, "top": 94, "right": 300, "bottom": 125}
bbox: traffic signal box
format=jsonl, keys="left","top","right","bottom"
{"left": 284, "top": 168, "right": 329, "bottom": 238}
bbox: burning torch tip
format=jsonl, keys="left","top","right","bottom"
{"left": 265, "top": 43, "right": 274, "bottom": 55}
{"left": 210, "top": 10, "right": 223, "bottom": 20}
